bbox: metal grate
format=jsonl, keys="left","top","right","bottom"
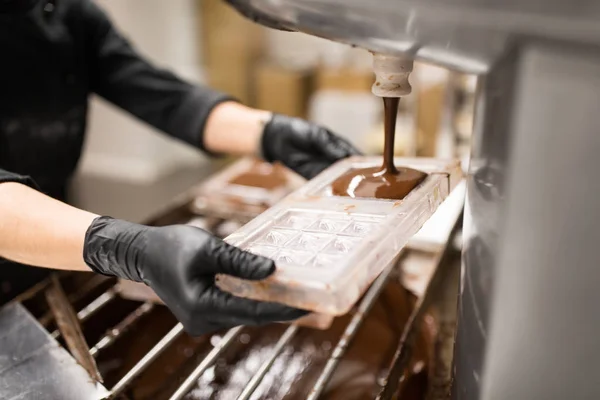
{"left": 12, "top": 210, "right": 462, "bottom": 400}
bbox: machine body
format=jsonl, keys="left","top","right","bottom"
{"left": 228, "top": 1, "right": 600, "bottom": 399}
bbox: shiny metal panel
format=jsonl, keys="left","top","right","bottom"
{"left": 480, "top": 42, "right": 600, "bottom": 400}
{"left": 452, "top": 50, "right": 517, "bottom": 399}
{"left": 230, "top": 0, "right": 600, "bottom": 73}
{"left": 0, "top": 303, "right": 108, "bottom": 400}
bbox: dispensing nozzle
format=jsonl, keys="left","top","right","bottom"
{"left": 371, "top": 53, "right": 414, "bottom": 97}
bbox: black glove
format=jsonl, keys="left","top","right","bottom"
{"left": 261, "top": 114, "right": 361, "bottom": 180}
{"left": 83, "top": 216, "right": 306, "bottom": 336}
{"left": 224, "top": 0, "right": 293, "bottom": 31}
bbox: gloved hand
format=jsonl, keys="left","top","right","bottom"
{"left": 261, "top": 114, "right": 361, "bottom": 180}
{"left": 83, "top": 216, "right": 306, "bottom": 336}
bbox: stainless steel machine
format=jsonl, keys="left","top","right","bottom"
{"left": 226, "top": 1, "right": 600, "bottom": 399}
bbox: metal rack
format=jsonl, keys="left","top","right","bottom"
{"left": 11, "top": 206, "right": 462, "bottom": 400}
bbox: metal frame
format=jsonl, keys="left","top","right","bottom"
{"left": 235, "top": 324, "right": 299, "bottom": 400}
{"left": 308, "top": 261, "right": 400, "bottom": 400}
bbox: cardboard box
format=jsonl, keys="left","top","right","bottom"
{"left": 208, "top": 65, "right": 255, "bottom": 105}
{"left": 416, "top": 82, "right": 446, "bottom": 157}
{"left": 255, "top": 63, "right": 313, "bottom": 118}
{"left": 315, "top": 67, "right": 374, "bottom": 93}
{"left": 198, "top": 0, "right": 265, "bottom": 104}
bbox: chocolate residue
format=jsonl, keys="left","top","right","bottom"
{"left": 229, "top": 161, "right": 288, "bottom": 190}
{"left": 331, "top": 98, "right": 427, "bottom": 200}
{"left": 95, "top": 279, "right": 431, "bottom": 400}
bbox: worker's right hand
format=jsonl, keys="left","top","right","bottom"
{"left": 83, "top": 216, "right": 306, "bottom": 336}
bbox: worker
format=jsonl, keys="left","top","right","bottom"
{"left": 0, "top": 0, "right": 360, "bottom": 335}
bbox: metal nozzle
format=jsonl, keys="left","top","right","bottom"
{"left": 372, "top": 53, "right": 414, "bottom": 97}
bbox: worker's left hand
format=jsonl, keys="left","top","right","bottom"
{"left": 261, "top": 114, "right": 361, "bottom": 180}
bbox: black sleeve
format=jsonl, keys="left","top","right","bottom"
{"left": 81, "top": 0, "right": 235, "bottom": 152}
{"left": 0, "top": 168, "right": 38, "bottom": 189}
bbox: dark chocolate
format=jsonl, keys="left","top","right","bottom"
{"left": 229, "top": 161, "right": 288, "bottom": 190}
{"left": 331, "top": 98, "right": 427, "bottom": 200}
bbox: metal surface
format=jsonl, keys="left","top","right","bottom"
{"left": 169, "top": 326, "right": 244, "bottom": 400}
{"left": 45, "top": 275, "right": 103, "bottom": 383}
{"left": 426, "top": 246, "right": 461, "bottom": 400}
{"left": 307, "top": 260, "right": 400, "bottom": 400}
{"left": 478, "top": 43, "right": 600, "bottom": 400}
{"left": 230, "top": 0, "right": 600, "bottom": 74}
{"left": 89, "top": 301, "right": 155, "bottom": 357}
{"left": 378, "top": 212, "right": 462, "bottom": 400}
{"left": 451, "top": 48, "right": 516, "bottom": 400}
{"left": 0, "top": 303, "right": 109, "bottom": 400}
{"left": 76, "top": 286, "right": 119, "bottom": 322}
{"left": 237, "top": 325, "right": 299, "bottom": 400}
{"left": 454, "top": 39, "right": 600, "bottom": 400}
{"left": 109, "top": 322, "right": 185, "bottom": 398}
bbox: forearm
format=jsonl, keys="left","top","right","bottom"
{"left": 203, "top": 102, "right": 271, "bottom": 155}
{"left": 83, "top": 2, "right": 270, "bottom": 156}
{"left": 0, "top": 183, "right": 97, "bottom": 271}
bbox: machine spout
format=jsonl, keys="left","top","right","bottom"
{"left": 371, "top": 53, "right": 413, "bottom": 97}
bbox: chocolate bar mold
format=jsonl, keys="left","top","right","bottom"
{"left": 217, "top": 157, "right": 461, "bottom": 315}
{"left": 191, "top": 158, "right": 304, "bottom": 221}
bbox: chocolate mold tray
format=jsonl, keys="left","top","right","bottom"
{"left": 118, "top": 215, "right": 334, "bottom": 330}
{"left": 191, "top": 157, "right": 304, "bottom": 221}
{"left": 217, "top": 157, "right": 462, "bottom": 315}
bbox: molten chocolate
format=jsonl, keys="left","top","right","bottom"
{"left": 331, "top": 98, "right": 427, "bottom": 200}
{"left": 229, "top": 161, "right": 288, "bottom": 190}
{"left": 331, "top": 166, "right": 428, "bottom": 200}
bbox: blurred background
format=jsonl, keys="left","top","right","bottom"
{"left": 71, "top": 0, "right": 476, "bottom": 222}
